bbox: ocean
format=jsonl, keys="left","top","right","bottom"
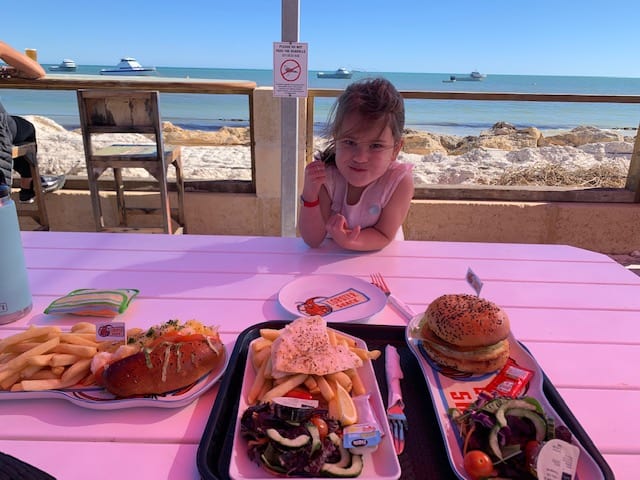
{"left": 1, "top": 65, "right": 640, "bottom": 137}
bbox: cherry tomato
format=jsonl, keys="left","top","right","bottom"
{"left": 463, "top": 450, "right": 494, "bottom": 480}
{"left": 310, "top": 416, "right": 329, "bottom": 440}
{"left": 284, "top": 387, "right": 314, "bottom": 400}
{"left": 525, "top": 440, "right": 541, "bottom": 468}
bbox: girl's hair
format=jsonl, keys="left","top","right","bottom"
{"left": 318, "top": 77, "right": 405, "bottom": 164}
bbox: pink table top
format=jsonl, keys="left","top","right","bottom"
{"left": 1, "top": 231, "right": 638, "bottom": 479}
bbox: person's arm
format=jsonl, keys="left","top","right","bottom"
{"left": 298, "top": 160, "right": 331, "bottom": 247}
{"left": 0, "top": 41, "right": 45, "bottom": 79}
{"left": 329, "top": 173, "right": 415, "bottom": 251}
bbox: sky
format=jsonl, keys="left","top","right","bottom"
{"left": 4, "top": 0, "right": 640, "bottom": 77}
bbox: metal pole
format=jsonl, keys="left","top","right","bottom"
{"left": 280, "top": 0, "right": 300, "bottom": 237}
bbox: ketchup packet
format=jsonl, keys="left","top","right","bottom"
{"left": 483, "top": 359, "right": 534, "bottom": 397}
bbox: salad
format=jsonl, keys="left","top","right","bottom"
{"left": 240, "top": 400, "right": 364, "bottom": 477}
{"left": 449, "top": 392, "right": 573, "bottom": 479}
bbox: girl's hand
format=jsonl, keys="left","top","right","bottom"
{"left": 326, "top": 213, "right": 361, "bottom": 246}
{"left": 302, "top": 160, "right": 326, "bottom": 203}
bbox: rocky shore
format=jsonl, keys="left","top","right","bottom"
{"left": 27, "top": 116, "right": 635, "bottom": 186}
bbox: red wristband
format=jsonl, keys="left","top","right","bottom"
{"left": 300, "top": 195, "right": 320, "bottom": 207}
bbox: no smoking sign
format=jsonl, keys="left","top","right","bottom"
{"left": 273, "top": 42, "right": 308, "bottom": 98}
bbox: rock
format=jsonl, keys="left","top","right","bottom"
{"left": 402, "top": 130, "right": 448, "bottom": 155}
{"left": 451, "top": 122, "right": 542, "bottom": 155}
{"left": 163, "top": 123, "right": 250, "bottom": 146}
{"left": 540, "top": 125, "right": 623, "bottom": 147}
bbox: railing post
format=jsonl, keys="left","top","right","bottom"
{"left": 626, "top": 122, "right": 640, "bottom": 202}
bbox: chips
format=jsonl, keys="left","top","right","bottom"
{"left": 247, "top": 320, "right": 381, "bottom": 425}
{"left": 0, "top": 324, "right": 104, "bottom": 391}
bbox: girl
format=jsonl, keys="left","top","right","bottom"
{"left": 299, "top": 77, "right": 414, "bottom": 251}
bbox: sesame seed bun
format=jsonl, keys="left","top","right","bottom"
{"left": 418, "top": 294, "right": 511, "bottom": 374}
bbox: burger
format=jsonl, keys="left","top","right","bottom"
{"left": 418, "top": 293, "right": 511, "bottom": 374}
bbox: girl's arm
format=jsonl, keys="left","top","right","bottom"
{"left": 298, "top": 160, "right": 331, "bottom": 247}
{"left": 331, "top": 173, "right": 414, "bottom": 251}
{"left": 0, "top": 41, "right": 45, "bottom": 79}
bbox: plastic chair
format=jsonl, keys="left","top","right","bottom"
{"left": 12, "top": 142, "right": 49, "bottom": 231}
{"left": 76, "top": 89, "right": 185, "bottom": 234}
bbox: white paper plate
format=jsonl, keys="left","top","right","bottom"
{"left": 278, "top": 274, "right": 387, "bottom": 322}
{"left": 0, "top": 346, "right": 229, "bottom": 410}
{"left": 229, "top": 331, "right": 401, "bottom": 480}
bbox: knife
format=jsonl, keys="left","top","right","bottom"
{"left": 385, "top": 344, "right": 408, "bottom": 455}
{"left": 387, "top": 293, "right": 415, "bottom": 321}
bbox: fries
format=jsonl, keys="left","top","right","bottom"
{"left": 0, "top": 324, "right": 105, "bottom": 391}
{"left": 246, "top": 321, "right": 380, "bottom": 411}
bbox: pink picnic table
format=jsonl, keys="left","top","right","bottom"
{"left": 0, "top": 231, "right": 638, "bottom": 479}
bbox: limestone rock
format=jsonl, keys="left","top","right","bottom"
{"left": 540, "top": 125, "right": 623, "bottom": 147}
{"left": 451, "top": 122, "right": 542, "bottom": 155}
{"left": 402, "top": 130, "right": 448, "bottom": 155}
{"left": 163, "top": 123, "right": 250, "bottom": 146}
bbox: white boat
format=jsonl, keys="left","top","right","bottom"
{"left": 48, "top": 59, "right": 77, "bottom": 72}
{"left": 317, "top": 67, "right": 352, "bottom": 79}
{"left": 100, "top": 57, "right": 157, "bottom": 76}
{"left": 443, "top": 71, "right": 487, "bottom": 83}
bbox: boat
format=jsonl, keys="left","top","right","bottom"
{"left": 443, "top": 71, "right": 487, "bottom": 83}
{"left": 317, "top": 68, "right": 352, "bottom": 79}
{"left": 48, "top": 59, "right": 77, "bottom": 72}
{"left": 99, "top": 57, "right": 157, "bottom": 76}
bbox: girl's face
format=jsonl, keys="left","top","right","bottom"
{"left": 334, "top": 112, "right": 403, "bottom": 188}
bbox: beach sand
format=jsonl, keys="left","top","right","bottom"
{"left": 26, "top": 115, "right": 634, "bottom": 186}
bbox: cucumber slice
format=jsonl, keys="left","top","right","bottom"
{"left": 321, "top": 454, "right": 364, "bottom": 477}
{"left": 308, "top": 423, "right": 321, "bottom": 453}
{"left": 495, "top": 399, "right": 538, "bottom": 427}
{"left": 265, "top": 428, "right": 310, "bottom": 448}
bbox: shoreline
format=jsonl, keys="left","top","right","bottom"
{"left": 27, "top": 115, "right": 635, "bottom": 186}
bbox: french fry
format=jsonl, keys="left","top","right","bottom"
{"left": 262, "top": 373, "right": 308, "bottom": 402}
{"left": 49, "top": 353, "right": 80, "bottom": 367}
{"left": 326, "top": 371, "right": 352, "bottom": 393}
{"left": 0, "top": 326, "right": 61, "bottom": 354}
{"left": 257, "top": 378, "right": 273, "bottom": 401}
{"left": 0, "top": 323, "right": 116, "bottom": 392}
{"left": 314, "top": 374, "right": 335, "bottom": 402}
{"left": 332, "top": 330, "right": 357, "bottom": 348}
{"left": 0, "top": 337, "right": 60, "bottom": 384}
{"left": 259, "top": 329, "right": 281, "bottom": 341}
{"left": 24, "top": 369, "right": 59, "bottom": 381}
{"left": 351, "top": 346, "right": 381, "bottom": 361}
{"left": 251, "top": 345, "right": 271, "bottom": 371}
{"left": 52, "top": 343, "right": 97, "bottom": 358}
{"left": 251, "top": 337, "right": 273, "bottom": 353}
{"left": 263, "top": 355, "right": 273, "bottom": 379}
{"left": 345, "top": 368, "right": 366, "bottom": 396}
{"left": 61, "top": 357, "right": 92, "bottom": 384}
{"left": 59, "top": 333, "right": 100, "bottom": 347}
{"left": 247, "top": 355, "right": 269, "bottom": 404}
{"left": 70, "top": 322, "right": 96, "bottom": 333}
{"left": 0, "top": 371, "right": 21, "bottom": 390}
{"left": 304, "top": 375, "right": 320, "bottom": 395}
{"left": 26, "top": 354, "right": 55, "bottom": 367}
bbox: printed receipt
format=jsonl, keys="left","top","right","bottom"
{"left": 536, "top": 439, "right": 580, "bottom": 480}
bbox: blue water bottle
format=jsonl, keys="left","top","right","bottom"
{"left": 0, "top": 183, "right": 33, "bottom": 324}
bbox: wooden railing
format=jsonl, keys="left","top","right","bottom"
{"left": 3, "top": 75, "right": 640, "bottom": 203}
{"left": 306, "top": 88, "right": 640, "bottom": 203}
{"left": 0, "top": 73, "right": 258, "bottom": 192}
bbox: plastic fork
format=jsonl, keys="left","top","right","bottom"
{"left": 370, "top": 273, "right": 415, "bottom": 320}
{"left": 385, "top": 344, "right": 408, "bottom": 455}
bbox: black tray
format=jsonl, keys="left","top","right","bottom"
{"left": 197, "top": 322, "right": 614, "bottom": 480}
